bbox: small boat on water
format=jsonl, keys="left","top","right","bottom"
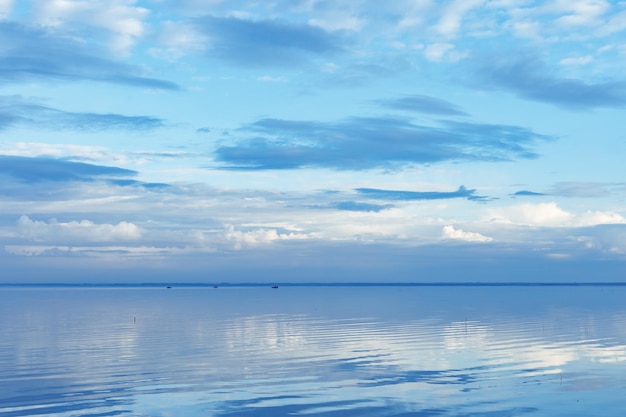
{"left": 271, "top": 285, "right": 279, "bottom": 289}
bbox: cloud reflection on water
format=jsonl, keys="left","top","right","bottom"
{"left": 1, "top": 286, "right": 626, "bottom": 416}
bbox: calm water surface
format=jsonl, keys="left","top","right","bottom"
{"left": 1, "top": 286, "right": 626, "bottom": 416}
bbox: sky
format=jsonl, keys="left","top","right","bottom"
{"left": 1, "top": 0, "right": 626, "bottom": 283}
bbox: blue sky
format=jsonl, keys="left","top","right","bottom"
{"left": 1, "top": 0, "right": 625, "bottom": 283}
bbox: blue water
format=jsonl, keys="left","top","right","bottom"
{"left": 1, "top": 285, "right": 626, "bottom": 416}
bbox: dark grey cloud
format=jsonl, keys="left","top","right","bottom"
{"left": 0, "top": 155, "right": 136, "bottom": 182}
{"left": 194, "top": 16, "right": 343, "bottom": 67}
{"left": 356, "top": 185, "right": 486, "bottom": 201}
{"left": 478, "top": 57, "right": 626, "bottom": 110}
{"left": 0, "top": 95, "right": 165, "bottom": 131}
{"left": 215, "top": 117, "right": 554, "bottom": 170}
{"left": 0, "top": 22, "right": 179, "bottom": 90}
{"left": 378, "top": 94, "right": 469, "bottom": 116}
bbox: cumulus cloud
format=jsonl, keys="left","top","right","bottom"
{"left": 17, "top": 215, "right": 142, "bottom": 242}
{"left": 224, "top": 224, "right": 310, "bottom": 249}
{"left": 488, "top": 202, "right": 573, "bottom": 226}
{"left": 487, "top": 202, "right": 626, "bottom": 227}
{"left": 576, "top": 210, "right": 626, "bottom": 227}
{"left": 442, "top": 225, "right": 492, "bottom": 242}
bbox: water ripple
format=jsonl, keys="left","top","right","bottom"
{"left": 1, "top": 286, "right": 626, "bottom": 416}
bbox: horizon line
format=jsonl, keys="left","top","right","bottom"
{"left": 2, "top": 282, "right": 626, "bottom": 288}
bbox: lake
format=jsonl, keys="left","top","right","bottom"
{"left": 1, "top": 285, "right": 625, "bottom": 416}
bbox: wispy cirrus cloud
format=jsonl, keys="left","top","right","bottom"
{"left": 0, "top": 95, "right": 165, "bottom": 131}
{"left": 215, "top": 116, "right": 553, "bottom": 170}
{"left": 193, "top": 15, "right": 344, "bottom": 67}
{"left": 0, "top": 21, "right": 179, "bottom": 89}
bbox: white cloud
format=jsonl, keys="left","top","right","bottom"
{"left": 309, "top": 14, "right": 364, "bottom": 32}
{"left": 17, "top": 215, "right": 142, "bottom": 242}
{"left": 0, "top": 0, "right": 12, "bottom": 19}
{"left": 6, "top": 244, "right": 149, "bottom": 255}
{"left": 424, "top": 42, "right": 453, "bottom": 61}
{"left": 488, "top": 202, "right": 573, "bottom": 226}
{"left": 397, "top": 0, "right": 434, "bottom": 29}
{"left": 4, "top": 244, "right": 184, "bottom": 258}
{"left": 257, "top": 75, "right": 288, "bottom": 83}
{"left": 559, "top": 55, "right": 593, "bottom": 65}
{"left": 550, "top": 0, "right": 610, "bottom": 27}
{"left": 0, "top": 142, "right": 110, "bottom": 159}
{"left": 434, "top": 0, "right": 485, "bottom": 38}
{"left": 224, "top": 225, "right": 310, "bottom": 249}
{"left": 545, "top": 252, "right": 571, "bottom": 259}
{"left": 423, "top": 43, "right": 468, "bottom": 62}
{"left": 577, "top": 210, "right": 626, "bottom": 227}
{"left": 442, "top": 225, "right": 492, "bottom": 242}
{"left": 150, "top": 20, "right": 208, "bottom": 60}
{"left": 486, "top": 203, "right": 626, "bottom": 227}
{"left": 0, "top": 141, "right": 192, "bottom": 167}
{"left": 31, "top": 0, "right": 150, "bottom": 55}
{"left": 509, "top": 19, "right": 543, "bottom": 39}
{"left": 599, "top": 10, "right": 626, "bottom": 35}
{"left": 504, "top": 0, "right": 612, "bottom": 40}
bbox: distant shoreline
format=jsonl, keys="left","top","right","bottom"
{"left": 2, "top": 282, "right": 626, "bottom": 288}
